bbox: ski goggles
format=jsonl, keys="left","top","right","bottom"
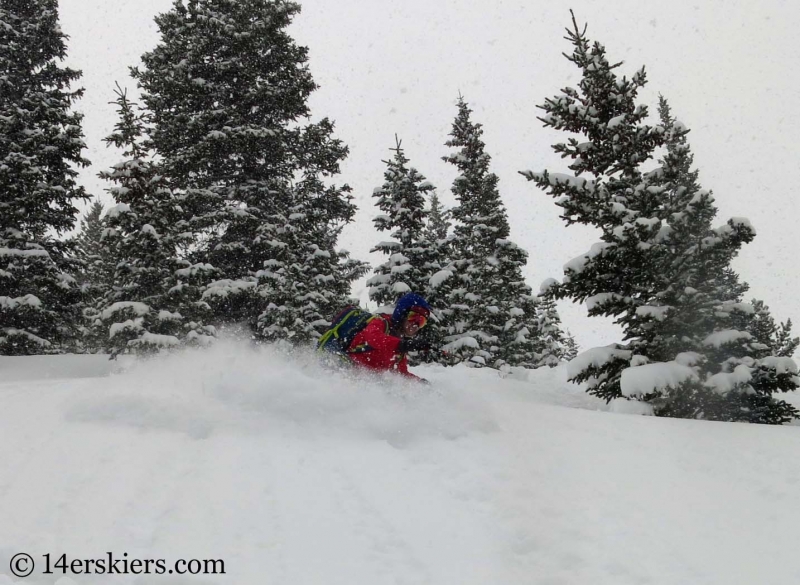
{"left": 406, "top": 310, "right": 428, "bottom": 329}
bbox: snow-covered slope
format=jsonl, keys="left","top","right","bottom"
{"left": 2, "top": 344, "right": 800, "bottom": 584}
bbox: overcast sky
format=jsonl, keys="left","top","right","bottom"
{"left": 59, "top": 0, "right": 800, "bottom": 350}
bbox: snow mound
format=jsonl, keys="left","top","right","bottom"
{"left": 64, "top": 341, "right": 500, "bottom": 446}
{"left": 0, "top": 354, "right": 133, "bottom": 382}
{"left": 5, "top": 353, "right": 800, "bottom": 584}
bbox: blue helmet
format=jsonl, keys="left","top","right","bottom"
{"left": 392, "top": 293, "right": 432, "bottom": 325}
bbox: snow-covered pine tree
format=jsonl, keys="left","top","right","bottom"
{"left": 521, "top": 15, "right": 798, "bottom": 423}
{"left": 74, "top": 200, "right": 110, "bottom": 287}
{"left": 367, "top": 137, "right": 436, "bottom": 307}
{"left": 418, "top": 191, "right": 455, "bottom": 359}
{"left": 563, "top": 331, "right": 579, "bottom": 361}
{"left": 423, "top": 191, "right": 453, "bottom": 295}
{"left": 492, "top": 294, "right": 540, "bottom": 370}
{"left": 444, "top": 96, "right": 544, "bottom": 368}
{"left": 72, "top": 199, "right": 115, "bottom": 352}
{"left": 253, "top": 175, "right": 368, "bottom": 345}
{"left": 0, "top": 0, "right": 90, "bottom": 355}
{"left": 533, "top": 296, "right": 572, "bottom": 368}
{"left": 746, "top": 299, "right": 798, "bottom": 359}
{"left": 98, "top": 87, "right": 216, "bottom": 356}
{"left": 640, "top": 99, "right": 798, "bottom": 423}
{"left": 424, "top": 191, "right": 451, "bottom": 244}
{"left": 132, "top": 0, "right": 357, "bottom": 340}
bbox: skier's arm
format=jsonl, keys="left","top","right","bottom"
{"left": 395, "top": 354, "right": 425, "bottom": 381}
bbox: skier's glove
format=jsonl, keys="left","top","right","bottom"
{"left": 398, "top": 337, "right": 433, "bottom": 353}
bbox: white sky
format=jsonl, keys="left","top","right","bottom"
{"left": 59, "top": 0, "right": 800, "bottom": 350}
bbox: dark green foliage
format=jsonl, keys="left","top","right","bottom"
{"left": 73, "top": 201, "right": 111, "bottom": 288}
{"left": 0, "top": 0, "right": 89, "bottom": 354}
{"left": 533, "top": 297, "right": 572, "bottom": 368}
{"left": 421, "top": 190, "right": 453, "bottom": 311}
{"left": 650, "top": 384, "right": 798, "bottom": 425}
{"left": 746, "top": 299, "right": 798, "bottom": 359}
{"left": 253, "top": 177, "right": 368, "bottom": 345}
{"left": 131, "top": 0, "right": 359, "bottom": 341}
{"left": 132, "top": 0, "right": 323, "bottom": 194}
{"left": 443, "top": 97, "right": 554, "bottom": 368}
{"left": 417, "top": 191, "right": 454, "bottom": 362}
{"left": 424, "top": 192, "right": 451, "bottom": 243}
{"left": 563, "top": 332, "right": 579, "bottom": 361}
{"left": 98, "top": 88, "right": 216, "bottom": 356}
{"left": 72, "top": 200, "right": 116, "bottom": 352}
{"left": 523, "top": 14, "right": 798, "bottom": 423}
{"left": 367, "top": 137, "right": 436, "bottom": 307}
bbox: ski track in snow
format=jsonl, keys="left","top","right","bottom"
{"left": 2, "top": 343, "right": 800, "bottom": 584}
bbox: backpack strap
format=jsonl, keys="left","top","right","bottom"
{"left": 317, "top": 307, "right": 381, "bottom": 355}
{"left": 317, "top": 307, "right": 360, "bottom": 351}
{"left": 345, "top": 314, "right": 390, "bottom": 354}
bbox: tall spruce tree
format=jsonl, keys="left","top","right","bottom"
{"left": 253, "top": 175, "right": 368, "bottom": 344}
{"left": 522, "top": 15, "right": 798, "bottom": 423}
{"left": 417, "top": 191, "right": 455, "bottom": 357}
{"left": 444, "top": 97, "right": 545, "bottom": 368}
{"left": 424, "top": 192, "right": 451, "bottom": 244}
{"left": 533, "top": 296, "right": 572, "bottom": 368}
{"left": 98, "top": 87, "right": 216, "bottom": 356}
{"left": 422, "top": 191, "right": 453, "bottom": 296}
{"left": 0, "top": 0, "right": 89, "bottom": 354}
{"left": 74, "top": 200, "right": 111, "bottom": 288}
{"left": 131, "top": 0, "right": 357, "bottom": 341}
{"left": 72, "top": 199, "right": 115, "bottom": 352}
{"left": 367, "top": 138, "right": 436, "bottom": 307}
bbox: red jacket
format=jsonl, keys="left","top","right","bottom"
{"left": 347, "top": 314, "right": 421, "bottom": 380}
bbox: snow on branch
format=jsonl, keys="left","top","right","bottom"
{"left": 759, "top": 356, "right": 798, "bottom": 375}
{"left": 429, "top": 269, "right": 453, "bottom": 289}
{"left": 705, "top": 364, "right": 752, "bottom": 395}
{"left": 620, "top": 361, "right": 698, "bottom": 397}
{"left": 519, "top": 170, "right": 597, "bottom": 192}
{"left": 128, "top": 332, "right": 181, "bottom": 348}
{"left": 564, "top": 242, "right": 615, "bottom": 274}
{"left": 539, "top": 278, "right": 559, "bottom": 296}
{"left": 567, "top": 345, "right": 632, "bottom": 379}
{"left": 702, "top": 330, "right": 752, "bottom": 348}
{"left": 101, "top": 301, "right": 150, "bottom": 319}
{"left": 202, "top": 279, "right": 257, "bottom": 299}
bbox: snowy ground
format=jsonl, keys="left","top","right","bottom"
{"left": 2, "top": 343, "right": 800, "bottom": 584}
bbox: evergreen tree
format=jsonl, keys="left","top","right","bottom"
{"left": 131, "top": 0, "right": 357, "bottom": 340}
{"left": 253, "top": 175, "right": 368, "bottom": 344}
{"left": 422, "top": 191, "right": 453, "bottom": 304}
{"left": 418, "top": 191, "right": 455, "bottom": 359}
{"left": 424, "top": 192, "right": 451, "bottom": 243}
{"left": 747, "top": 299, "right": 798, "bottom": 359}
{"left": 493, "top": 294, "right": 540, "bottom": 369}
{"left": 522, "top": 15, "right": 798, "bottom": 423}
{"left": 72, "top": 199, "right": 115, "bottom": 352}
{"left": 444, "top": 97, "right": 545, "bottom": 368}
{"left": 97, "top": 87, "right": 216, "bottom": 357}
{"left": 533, "top": 296, "right": 571, "bottom": 368}
{"left": 0, "top": 0, "right": 90, "bottom": 354}
{"left": 74, "top": 200, "right": 110, "bottom": 285}
{"left": 367, "top": 137, "right": 436, "bottom": 307}
{"left": 563, "top": 331, "right": 579, "bottom": 361}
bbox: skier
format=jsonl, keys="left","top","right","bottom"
{"left": 318, "top": 293, "right": 434, "bottom": 382}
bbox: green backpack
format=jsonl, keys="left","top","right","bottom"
{"left": 316, "top": 306, "right": 382, "bottom": 356}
